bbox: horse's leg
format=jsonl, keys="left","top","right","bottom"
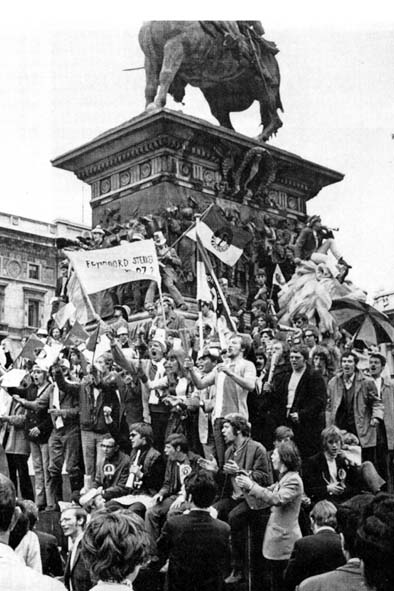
{"left": 258, "top": 88, "right": 283, "bottom": 142}
{"left": 154, "top": 37, "right": 184, "bottom": 108}
{"left": 202, "top": 88, "right": 234, "bottom": 130}
{"left": 144, "top": 57, "right": 160, "bottom": 109}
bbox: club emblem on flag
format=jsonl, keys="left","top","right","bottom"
{"left": 211, "top": 228, "right": 233, "bottom": 253}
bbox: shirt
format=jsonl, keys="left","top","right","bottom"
{"left": 0, "top": 542, "right": 65, "bottom": 591}
{"left": 373, "top": 376, "right": 383, "bottom": 399}
{"left": 287, "top": 368, "right": 306, "bottom": 412}
{"left": 209, "top": 357, "right": 256, "bottom": 420}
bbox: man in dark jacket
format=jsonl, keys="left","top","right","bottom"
{"left": 271, "top": 345, "right": 327, "bottom": 459}
{"left": 47, "top": 362, "right": 82, "bottom": 507}
{"left": 284, "top": 500, "right": 345, "bottom": 590}
{"left": 61, "top": 506, "right": 92, "bottom": 591}
{"left": 145, "top": 433, "right": 200, "bottom": 556}
{"left": 294, "top": 215, "right": 351, "bottom": 282}
{"left": 59, "top": 354, "right": 120, "bottom": 484}
{"left": 93, "top": 436, "right": 130, "bottom": 501}
{"left": 158, "top": 470, "right": 230, "bottom": 591}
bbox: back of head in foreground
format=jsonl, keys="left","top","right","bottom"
{"left": 81, "top": 508, "right": 150, "bottom": 585}
{"left": 356, "top": 493, "right": 394, "bottom": 591}
{"left": 0, "top": 473, "right": 16, "bottom": 536}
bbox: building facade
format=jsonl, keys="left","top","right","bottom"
{"left": 0, "top": 211, "right": 88, "bottom": 344}
{"left": 373, "top": 289, "right": 394, "bottom": 377}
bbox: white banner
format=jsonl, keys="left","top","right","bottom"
{"left": 66, "top": 240, "right": 161, "bottom": 295}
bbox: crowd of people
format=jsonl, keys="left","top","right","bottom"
{"left": 0, "top": 208, "right": 393, "bottom": 591}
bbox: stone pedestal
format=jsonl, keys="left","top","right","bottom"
{"left": 52, "top": 108, "right": 343, "bottom": 310}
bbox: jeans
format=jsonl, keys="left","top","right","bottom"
{"left": 6, "top": 453, "right": 34, "bottom": 500}
{"left": 213, "top": 418, "right": 226, "bottom": 468}
{"left": 215, "top": 497, "right": 255, "bottom": 570}
{"left": 80, "top": 430, "right": 109, "bottom": 480}
{"left": 48, "top": 424, "right": 83, "bottom": 503}
{"left": 30, "top": 441, "right": 54, "bottom": 508}
{"left": 145, "top": 494, "right": 178, "bottom": 555}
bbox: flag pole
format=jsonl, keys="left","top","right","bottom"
{"left": 195, "top": 215, "right": 204, "bottom": 354}
{"left": 168, "top": 203, "right": 215, "bottom": 250}
{"left": 157, "top": 282, "right": 167, "bottom": 333}
{"left": 197, "top": 236, "right": 237, "bottom": 333}
{"left": 63, "top": 250, "right": 100, "bottom": 324}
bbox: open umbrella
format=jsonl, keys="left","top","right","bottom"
{"left": 330, "top": 297, "right": 394, "bottom": 344}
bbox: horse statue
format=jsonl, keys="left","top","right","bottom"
{"left": 139, "top": 21, "right": 283, "bottom": 142}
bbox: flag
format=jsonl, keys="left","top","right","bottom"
{"left": 196, "top": 259, "right": 212, "bottom": 304}
{"left": 37, "top": 343, "right": 63, "bottom": 369}
{"left": 67, "top": 272, "right": 96, "bottom": 325}
{"left": 19, "top": 334, "right": 45, "bottom": 361}
{"left": 86, "top": 324, "right": 100, "bottom": 352}
{"left": 53, "top": 302, "right": 76, "bottom": 330}
{"left": 0, "top": 369, "right": 27, "bottom": 388}
{"left": 187, "top": 204, "right": 252, "bottom": 266}
{"left": 272, "top": 264, "right": 287, "bottom": 289}
{"left": 197, "top": 236, "right": 237, "bottom": 335}
{"left": 63, "top": 321, "right": 89, "bottom": 347}
{"left": 65, "top": 240, "right": 161, "bottom": 295}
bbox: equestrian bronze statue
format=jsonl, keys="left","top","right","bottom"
{"left": 139, "top": 21, "right": 283, "bottom": 141}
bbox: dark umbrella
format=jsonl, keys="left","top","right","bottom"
{"left": 330, "top": 297, "right": 394, "bottom": 344}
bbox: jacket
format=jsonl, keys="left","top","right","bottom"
{"left": 298, "top": 558, "right": 368, "bottom": 591}
{"left": 294, "top": 226, "right": 333, "bottom": 261}
{"left": 51, "top": 368, "right": 80, "bottom": 428}
{"left": 159, "top": 452, "right": 200, "bottom": 499}
{"left": 64, "top": 539, "right": 92, "bottom": 591}
{"left": 219, "top": 438, "right": 272, "bottom": 500}
{"left": 284, "top": 527, "right": 345, "bottom": 590}
{"left": 62, "top": 373, "right": 120, "bottom": 433}
{"left": 302, "top": 451, "right": 359, "bottom": 505}
{"left": 1, "top": 398, "right": 30, "bottom": 455}
{"left": 94, "top": 449, "right": 130, "bottom": 500}
{"left": 273, "top": 365, "right": 327, "bottom": 458}
{"left": 248, "top": 470, "right": 304, "bottom": 560}
{"left": 158, "top": 510, "right": 230, "bottom": 591}
{"left": 327, "top": 370, "right": 383, "bottom": 448}
{"left": 380, "top": 376, "right": 394, "bottom": 450}
{"left": 23, "top": 382, "right": 53, "bottom": 444}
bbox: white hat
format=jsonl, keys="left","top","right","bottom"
{"left": 153, "top": 231, "right": 166, "bottom": 246}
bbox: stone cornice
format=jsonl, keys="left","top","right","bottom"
{"left": 52, "top": 109, "right": 344, "bottom": 201}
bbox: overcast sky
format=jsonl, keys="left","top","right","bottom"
{"left": 1, "top": 1, "right": 393, "bottom": 297}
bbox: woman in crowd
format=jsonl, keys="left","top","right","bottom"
{"left": 81, "top": 508, "right": 150, "bottom": 590}
{"left": 236, "top": 440, "right": 304, "bottom": 591}
{"left": 146, "top": 347, "right": 192, "bottom": 442}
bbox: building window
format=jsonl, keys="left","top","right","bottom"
{"left": 28, "top": 263, "right": 40, "bottom": 280}
{"left": 27, "top": 299, "right": 40, "bottom": 328}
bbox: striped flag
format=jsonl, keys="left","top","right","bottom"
{"left": 187, "top": 204, "right": 252, "bottom": 266}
